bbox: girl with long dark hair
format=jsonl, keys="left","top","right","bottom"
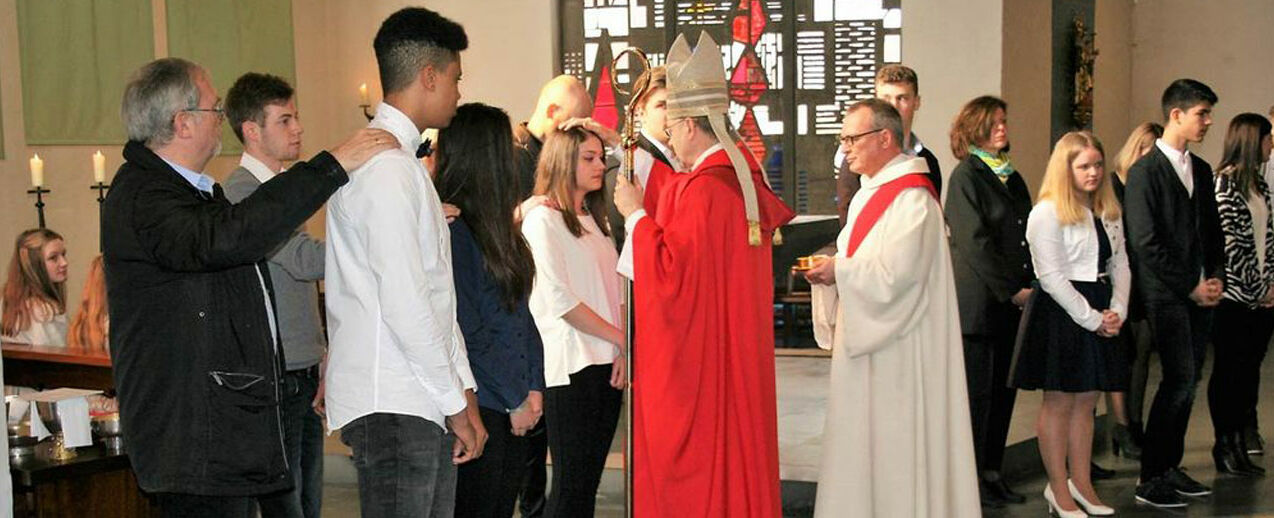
{"left": 435, "top": 103, "right": 546, "bottom": 517}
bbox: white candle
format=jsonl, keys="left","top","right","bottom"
{"left": 359, "top": 83, "right": 369, "bottom": 105}
{"left": 93, "top": 150, "right": 106, "bottom": 183}
{"left": 29, "top": 154, "right": 44, "bottom": 187}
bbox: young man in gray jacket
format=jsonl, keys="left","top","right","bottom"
{"left": 223, "top": 72, "right": 326, "bottom": 518}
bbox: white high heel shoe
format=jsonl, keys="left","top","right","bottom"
{"left": 1068, "top": 479, "right": 1115, "bottom": 516}
{"left": 1044, "top": 483, "right": 1088, "bottom": 518}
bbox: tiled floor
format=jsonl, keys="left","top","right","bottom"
{"left": 320, "top": 351, "right": 1274, "bottom": 517}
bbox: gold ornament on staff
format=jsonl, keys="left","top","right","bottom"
{"left": 610, "top": 45, "right": 649, "bottom": 518}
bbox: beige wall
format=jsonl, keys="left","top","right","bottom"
{"left": 1131, "top": 0, "right": 1274, "bottom": 164}
{"left": 1000, "top": 0, "right": 1053, "bottom": 195}
{"left": 0, "top": 0, "right": 555, "bottom": 311}
{"left": 906, "top": 0, "right": 1005, "bottom": 193}
{"left": 1092, "top": 0, "right": 1133, "bottom": 163}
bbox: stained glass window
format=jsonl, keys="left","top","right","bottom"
{"left": 558, "top": 0, "right": 902, "bottom": 214}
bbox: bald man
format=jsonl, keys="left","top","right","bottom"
{"left": 513, "top": 75, "right": 594, "bottom": 198}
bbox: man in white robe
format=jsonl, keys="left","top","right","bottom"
{"left": 805, "top": 99, "right": 980, "bottom": 517}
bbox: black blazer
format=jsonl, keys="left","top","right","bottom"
{"left": 944, "top": 155, "right": 1035, "bottom": 335}
{"left": 1112, "top": 174, "right": 1144, "bottom": 321}
{"left": 837, "top": 145, "right": 942, "bottom": 226}
{"left": 102, "top": 141, "right": 346, "bottom": 495}
{"left": 1123, "top": 146, "right": 1225, "bottom": 304}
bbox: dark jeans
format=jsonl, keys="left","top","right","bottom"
{"left": 517, "top": 420, "right": 547, "bottom": 518}
{"left": 544, "top": 364, "right": 622, "bottom": 518}
{"left": 156, "top": 493, "right": 254, "bottom": 518}
{"left": 456, "top": 406, "right": 531, "bottom": 518}
{"left": 964, "top": 302, "right": 1019, "bottom": 475}
{"left": 1141, "top": 302, "right": 1213, "bottom": 480}
{"left": 341, "top": 413, "right": 458, "bottom": 518}
{"left": 1208, "top": 300, "right": 1274, "bottom": 437}
{"left": 1124, "top": 318, "right": 1155, "bottom": 426}
{"left": 258, "top": 365, "right": 324, "bottom": 518}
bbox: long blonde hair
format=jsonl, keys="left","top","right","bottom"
{"left": 1038, "top": 131, "right": 1120, "bottom": 225}
{"left": 1112, "top": 122, "right": 1163, "bottom": 182}
{"left": 69, "top": 255, "right": 109, "bottom": 352}
{"left": 533, "top": 127, "right": 610, "bottom": 238}
{"left": 1, "top": 229, "right": 66, "bottom": 337}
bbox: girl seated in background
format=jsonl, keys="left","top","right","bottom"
{"left": 1, "top": 228, "right": 69, "bottom": 347}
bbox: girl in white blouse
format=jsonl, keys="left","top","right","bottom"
{"left": 522, "top": 126, "right": 625, "bottom": 517}
{"left": 1, "top": 228, "right": 69, "bottom": 347}
{"left": 1009, "top": 131, "right": 1129, "bottom": 517}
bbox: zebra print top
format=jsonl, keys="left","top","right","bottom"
{"left": 1215, "top": 166, "right": 1274, "bottom": 307}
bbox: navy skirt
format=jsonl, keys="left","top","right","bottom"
{"left": 1009, "top": 279, "right": 1129, "bottom": 392}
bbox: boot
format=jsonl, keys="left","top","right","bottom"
{"left": 1214, "top": 432, "right": 1262, "bottom": 477}
{"left": 1091, "top": 461, "right": 1115, "bottom": 480}
{"left": 1112, "top": 422, "right": 1142, "bottom": 460}
{"left": 1243, "top": 423, "right": 1266, "bottom": 455}
{"left": 1231, "top": 431, "right": 1266, "bottom": 476}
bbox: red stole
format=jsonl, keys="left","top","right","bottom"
{"left": 844, "top": 173, "right": 938, "bottom": 258}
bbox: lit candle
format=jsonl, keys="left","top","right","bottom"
{"left": 359, "top": 83, "right": 369, "bottom": 105}
{"left": 29, "top": 154, "right": 44, "bottom": 187}
{"left": 93, "top": 150, "right": 106, "bottom": 183}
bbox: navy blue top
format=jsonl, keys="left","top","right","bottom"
{"left": 450, "top": 218, "right": 546, "bottom": 413}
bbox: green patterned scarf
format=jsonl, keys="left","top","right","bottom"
{"left": 969, "top": 146, "right": 1017, "bottom": 182}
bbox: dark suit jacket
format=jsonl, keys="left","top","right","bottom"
{"left": 1123, "top": 146, "right": 1225, "bottom": 305}
{"left": 944, "top": 154, "right": 1035, "bottom": 335}
{"left": 836, "top": 145, "right": 942, "bottom": 226}
{"left": 102, "top": 141, "right": 346, "bottom": 495}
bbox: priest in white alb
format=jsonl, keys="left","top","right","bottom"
{"left": 804, "top": 98, "right": 980, "bottom": 517}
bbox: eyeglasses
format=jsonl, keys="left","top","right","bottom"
{"left": 838, "top": 127, "right": 884, "bottom": 148}
{"left": 184, "top": 101, "right": 225, "bottom": 122}
{"left": 663, "top": 118, "right": 688, "bottom": 140}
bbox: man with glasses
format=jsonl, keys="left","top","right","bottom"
{"left": 613, "top": 32, "right": 794, "bottom": 517}
{"left": 803, "top": 98, "right": 979, "bottom": 516}
{"left": 103, "top": 57, "right": 395, "bottom": 517}
{"left": 834, "top": 64, "right": 942, "bottom": 225}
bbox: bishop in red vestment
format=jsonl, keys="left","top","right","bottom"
{"left": 615, "top": 31, "right": 795, "bottom": 518}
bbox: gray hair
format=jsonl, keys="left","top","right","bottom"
{"left": 121, "top": 58, "right": 202, "bottom": 147}
{"left": 847, "top": 98, "right": 905, "bottom": 150}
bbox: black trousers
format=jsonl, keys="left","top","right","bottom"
{"left": 963, "top": 301, "right": 1020, "bottom": 475}
{"left": 543, "top": 364, "right": 622, "bottom": 518}
{"left": 516, "top": 420, "right": 548, "bottom": 518}
{"left": 457, "top": 406, "right": 532, "bottom": 518}
{"left": 1208, "top": 300, "right": 1274, "bottom": 437}
{"left": 1140, "top": 302, "right": 1213, "bottom": 480}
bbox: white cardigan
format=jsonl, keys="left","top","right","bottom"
{"left": 1025, "top": 200, "right": 1131, "bottom": 331}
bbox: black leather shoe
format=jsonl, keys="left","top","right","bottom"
{"left": 978, "top": 481, "right": 1006, "bottom": 509}
{"left": 986, "top": 477, "right": 1026, "bottom": 504}
{"left": 1163, "top": 467, "right": 1211, "bottom": 497}
{"left": 1091, "top": 461, "right": 1116, "bottom": 480}
{"left": 1231, "top": 432, "right": 1266, "bottom": 476}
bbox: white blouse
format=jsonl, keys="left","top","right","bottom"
{"left": 0, "top": 300, "right": 67, "bottom": 347}
{"left": 522, "top": 205, "right": 622, "bottom": 388}
{"left": 1025, "top": 200, "right": 1131, "bottom": 331}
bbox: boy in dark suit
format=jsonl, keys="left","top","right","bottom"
{"left": 1124, "top": 79, "right": 1224, "bottom": 509}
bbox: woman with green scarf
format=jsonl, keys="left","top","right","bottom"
{"left": 944, "top": 95, "right": 1035, "bottom": 511}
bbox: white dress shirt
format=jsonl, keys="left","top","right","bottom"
{"left": 1155, "top": 138, "right": 1194, "bottom": 197}
{"left": 324, "top": 103, "right": 476, "bottom": 432}
{"left": 239, "top": 152, "right": 279, "bottom": 183}
{"left": 1025, "top": 200, "right": 1131, "bottom": 331}
{"left": 523, "top": 205, "right": 622, "bottom": 388}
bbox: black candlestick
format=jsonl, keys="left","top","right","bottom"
{"left": 27, "top": 186, "right": 50, "bottom": 229}
{"left": 360, "top": 104, "right": 373, "bottom": 121}
{"left": 91, "top": 182, "right": 111, "bottom": 251}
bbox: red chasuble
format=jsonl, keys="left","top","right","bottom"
{"left": 632, "top": 147, "right": 795, "bottom": 517}
{"left": 641, "top": 156, "right": 677, "bottom": 217}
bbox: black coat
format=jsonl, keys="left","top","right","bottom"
{"left": 102, "top": 141, "right": 347, "bottom": 495}
{"left": 944, "top": 155, "right": 1035, "bottom": 335}
{"left": 1122, "top": 146, "right": 1225, "bottom": 305}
